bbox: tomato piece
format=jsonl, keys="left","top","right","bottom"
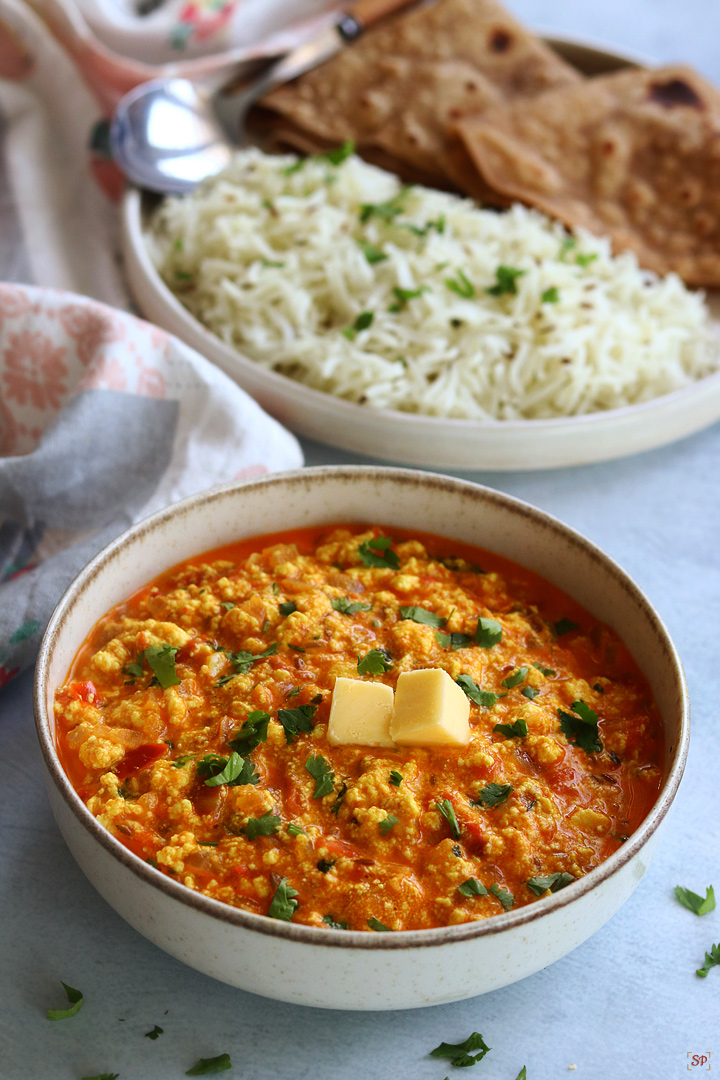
{"left": 68, "top": 680, "right": 101, "bottom": 705}
{"left": 116, "top": 742, "right": 167, "bottom": 779}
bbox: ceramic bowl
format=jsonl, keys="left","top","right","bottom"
{"left": 34, "top": 467, "right": 689, "bottom": 1009}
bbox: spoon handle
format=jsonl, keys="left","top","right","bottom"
{"left": 349, "top": 0, "right": 420, "bottom": 28}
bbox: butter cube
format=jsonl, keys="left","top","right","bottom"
{"left": 391, "top": 668, "right": 470, "bottom": 746}
{"left": 327, "top": 677, "right": 395, "bottom": 747}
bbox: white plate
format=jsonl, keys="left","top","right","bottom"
{"left": 120, "top": 36, "right": 720, "bottom": 471}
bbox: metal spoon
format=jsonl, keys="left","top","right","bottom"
{"left": 111, "top": 0, "right": 418, "bottom": 194}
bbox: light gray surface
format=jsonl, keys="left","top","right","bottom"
{"left": 2, "top": 2, "right": 720, "bottom": 1078}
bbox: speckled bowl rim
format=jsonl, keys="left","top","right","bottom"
{"left": 34, "top": 466, "right": 689, "bottom": 951}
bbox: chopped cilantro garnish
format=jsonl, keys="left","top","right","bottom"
{"left": 527, "top": 872, "right": 575, "bottom": 896}
{"left": 317, "top": 858, "right": 335, "bottom": 873}
{"left": 436, "top": 798, "right": 461, "bottom": 839}
{"left": 558, "top": 700, "right": 602, "bottom": 754}
{"left": 474, "top": 783, "right": 513, "bottom": 807}
{"left": 343, "top": 311, "right": 375, "bottom": 340}
{"left": 399, "top": 605, "right": 446, "bottom": 628}
{"left": 435, "top": 631, "right": 472, "bottom": 650}
{"left": 515, "top": 1069, "right": 527, "bottom": 1080}
{"left": 445, "top": 268, "right": 475, "bottom": 299}
{"left": 143, "top": 644, "right": 181, "bottom": 689}
{"left": 278, "top": 600, "right": 297, "bottom": 616}
{"left": 554, "top": 617, "right": 578, "bottom": 636}
{"left": 271, "top": 582, "right": 279, "bottom": 595}
{"left": 456, "top": 674, "right": 498, "bottom": 708}
{"left": 576, "top": 252, "right": 598, "bottom": 267}
{"left": 458, "top": 878, "right": 488, "bottom": 897}
{"left": 218, "top": 643, "right": 278, "bottom": 683}
{"left": 429, "top": 1032, "right": 491, "bottom": 1067}
{"left": 359, "top": 188, "right": 409, "bottom": 224}
{"left": 186, "top": 1053, "right": 232, "bottom": 1074}
{"left": 675, "top": 884, "right": 716, "bottom": 916}
{"left": 367, "top": 917, "right": 393, "bottom": 931}
{"left": 358, "top": 535, "right": 400, "bottom": 570}
{"left": 305, "top": 753, "right": 335, "bottom": 798}
{"left": 486, "top": 265, "right": 525, "bottom": 296}
{"left": 287, "top": 823, "right": 306, "bottom": 836}
{"left": 388, "top": 285, "right": 428, "bottom": 312}
{"left": 331, "top": 779, "right": 348, "bottom": 817}
{"left": 198, "top": 752, "right": 259, "bottom": 787}
{"left": 323, "top": 914, "right": 349, "bottom": 929}
{"left": 228, "top": 710, "right": 270, "bottom": 754}
{"left": 541, "top": 286, "right": 560, "bottom": 303}
{"left": 522, "top": 686, "right": 539, "bottom": 701}
{"left": 277, "top": 703, "right": 316, "bottom": 743}
{"left": 220, "top": 601, "right": 235, "bottom": 610}
{"left": 475, "top": 617, "right": 502, "bottom": 647}
{"left": 244, "top": 812, "right": 281, "bottom": 840}
{"left": 357, "top": 648, "right": 393, "bottom": 675}
{"left": 81, "top": 1074, "right": 119, "bottom": 1080}
{"left": 46, "top": 982, "right": 83, "bottom": 1021}
{"left": 402, "top": 216, "right": 445, "bottom": 237}
{"left": 123, "top": 652, "right": 144, "bottom": 679}
{"left": 379, "top": 814, "right": 399, "bottom": 835}
{"left": 559, "top": 237, "right": 577, "bottom": 258}
{"left": 332, "top": 596, "right": 372, "bottom": 615}
{"left": 534, "top": 662, "right": 556, "bottom": 676}
{"left": 287, "top": 644, "right": 305, "bottom": 653}
{"left": 283, "top": 158, "right": 305, "bottom": 176}
{"left": 493, "top": 719, "right": 529, "bottom": 739}
{"left": 174, "top": 271, "right": 194, "bottom": 282}
{"left": 268, "top": 877, "right": 298, "bottom": 922}
{"left": 697, "top": 943, "right": 720, "bottom": 978}
{"left": 501, "top": 666, "right": 529, "bottom": 689}
{"left": 145, "top": 1025, "right": 163, "bottom": 1040}
{"left": 261, "top": 259, "right": 285, "bottom": 269}
{"left": 286, "top": 686, "right": 300, "bottom": 697}
{"left": 321, "top": 139, "right": 355, "bottom": 165}
{"left": 489, "top": 883, "right": 514, "bottom": 910}
{"left": 389, "top": 770, "right": 403, "bottom": 787}
{"left": 358, "top": 241, "right": 387, "bottom": 264}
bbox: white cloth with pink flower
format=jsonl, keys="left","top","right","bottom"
{"left": 0, "top": 283, "right": 302, "bottom": 687}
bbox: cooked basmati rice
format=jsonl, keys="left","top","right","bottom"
{"left": 147, "top": 147, "right": 718, "bottom": 420}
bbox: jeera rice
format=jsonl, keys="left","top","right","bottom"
{"left": 147, "top": 146, "right": 718, "bottom": 420}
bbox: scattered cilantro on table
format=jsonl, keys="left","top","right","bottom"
{"left": 145, "top": 1025, "right": 163, "bottom": 1040}
{"left": 186, "top": 1053, "right": 232, "bottom": 1074}
{"left": 696, "top": 944, "right": 720, "bottom": 978}
{"left": 675, "top": 884, "right": 716, "bottom": 916}
{"left": 46, "top": 982, "right": 83, "bottom": 1020}
{"left": 429, "top": 1031, "right": 491, "bottom": 1067}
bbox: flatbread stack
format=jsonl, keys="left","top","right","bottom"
{"left": 251, "top": 0, "right": 581, "bottom": 190}
{"left": 253, "top": 0, "right": 720, "bottom": 285}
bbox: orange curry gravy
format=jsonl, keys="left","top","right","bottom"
{"left": 55, "top": 525, "right": 663, "bottom": 932}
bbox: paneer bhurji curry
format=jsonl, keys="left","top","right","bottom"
{"left": 54, "top": 525, "right": 663, "bottom": 932}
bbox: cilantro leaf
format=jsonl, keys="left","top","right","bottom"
{"left": 399, "top": 605, "right": 447, "bottom": 628}
{"left": 541, "top": 286, "right": 560, "bottom": 303}
{"left": 357, "top": 649, "right": 393, "bottom": 675}
{"left": 144, "top": 644, "right": 181, "bottom": 689}
{"left": 527, "top": 872, "right": 575, "bottom": 896}
{"left": 46, "top": 982, "right": 83, "bottom": 1021}
{"left": 435, "top": 631, "right": 472, "bottom": 650}
{"left": 436, "top": 798, "right": 461, "bottom": 839}
{"left": 475, "top": 617, "right": 502, "bottom": 647}
{"left": 576, "top": 252, "right": 598, "bottom": 267}
{"left": 379, "top": 814, "right": 399, "bottom": 835}
{"left": 558, "top": 700, "right": 602, "bottom": 754}
{"left": 279, "top": 600, "right": 297, "bottom": 616}
{"left": 358, "top": 535, "right": 400, "bottom": 570}
{"left": 456, "top": 674, "right": 497, "bottom": 709}
{"left": 359, "top": 188, "right": 409, "bottom": 223}
{"left": 554, "top": 617, "right": 578, "bottom": 636}
{"left": 322, "top": 139, "right": 355, "bottom": 165}
{"left": 123, "top": 652, "right": 144, "bottom": 679}
{"left": 287, "top": 823, "right": 306, "bottom": 836}
{"left": 389, "top": 770, "right": 403, "bottom": 787}
{"left": 199, "top": 752, "right": 259, "bottom": 787}
{"left": 429, "top": 1032, "right": 491, "bottom": 1067}
{"left": 244, "top": 812, "right": 281, "bottom": 840}
{"left": 332, "top": 596, "right": 372, "bottom": 615}
{"left": 445, "top": 269, "right": 475, "bottom": 299}
{"left": 696, "top": 943, "right": 720, "bottom": 978}
{"left": 388, "top": 285, "right": 428, "bottom": 312}
{"left": 277, "top": 703, "right": 316, "bottom": 744}
{"left": 489, "top": 883, "right": 514, "bottom": 911}
{"left": 534, "top": 662, "right": 556, "bottom": 676}
{"left": 367, "top": 917, "right": 393, "bottom": 931}
{"left": 268, "top": 877, "right": 299, "bottom": 922}
{"left": 458, "top": 878, "right": 488, "bottom": 897}
{"left": 493, "top": 719, "right": 529, "bottom": 739}
{"left": 501, "top": 666, "right": 529, "bottom": 689}
{"left": 145, "top": 1025, "right": 164, "bottom": 1040}
{"left": 305, "top": 753, "right": 335, "bottom": 799}
{"left": 82, "top": 1074, "right": 119, "bottom": 1080}
{"left": 186, "top": 1053, "right": 232, "bottom": 1074}
{"left": 220, "top": 601, "right": 235, "bottom": 610}
{"left": 343, "top": 311, "right": 375, "bottom": 340}
{"left": 486, "top": 265, "right": 525, "bottom": 296}
{"left": 323, "top": 914, "right": 349, "bottom": 929}
{"left": 474, "top": 783, "right": 513, "bottom": 808}
{"left": 227, "top": 710, "right": 271, "bottom": 754}
{"left": 675, "top": 884, "right": 716, "bottom": 916}
{"left": 521, "top": 686, "right": 539, "bottom": 701}
{"left": 218, "top": 643, "right": 278, "bottom": 683}
{"left": 515, "top": 1070, "right": 527, "bottom": 1080}
{"left": 358, "top": 241, "right": 387, "bottom": 264}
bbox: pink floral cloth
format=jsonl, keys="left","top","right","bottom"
{"left": 0, "top": 284, "right": 302, "bottom": 686}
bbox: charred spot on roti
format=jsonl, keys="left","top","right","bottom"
{"left": 649, "top": 78, "right": 703, "bottom": 109}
